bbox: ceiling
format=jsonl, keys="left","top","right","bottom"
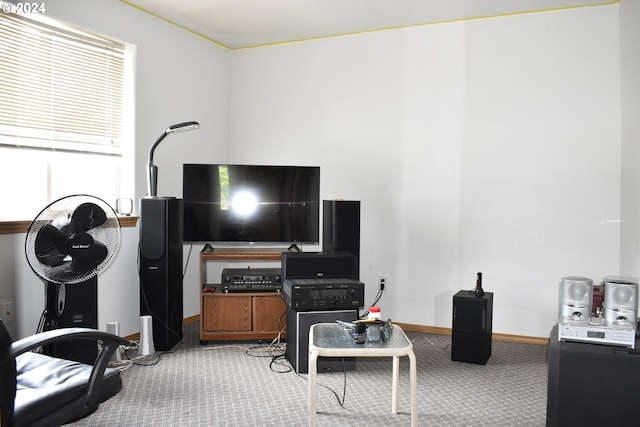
{"left": 124, "top": 0, "right": 613, "bottom": 49}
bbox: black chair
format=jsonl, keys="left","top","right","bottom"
{"left": 0, "top": 319, "right": 129, "bottom": 426}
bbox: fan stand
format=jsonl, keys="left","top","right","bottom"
{"left": 42, "top": 276, "right": 99, "bottom": 365}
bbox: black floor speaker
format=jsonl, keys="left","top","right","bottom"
{"left": 139, "top": 197, "right": 184, "bottom": 351}
{"left": 451, "top": 290, "right": 493, "bottom": 364}
{"left": 286, "top": 308, "right": 357, "bottom": 374}
{"left": 43, "top": 277, "right": 98, "bottom": 364}
{"left": 323, "top": 200, "right": 360, "bottom": 279}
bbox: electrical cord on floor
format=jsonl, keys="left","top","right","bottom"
{"left": 287, "top": 355, "right": 348, "bottom": 408}
{"left": 246, "top": 329, "right": 289, "bottom": 373}
{"left": 107, "top": 340, "right": 162, "bottom": 370}
{"left": 269, "top": 352, "right": 291, "bottom": 373}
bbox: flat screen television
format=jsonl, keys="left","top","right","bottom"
{"left": 182, "top": 164, "right": 320, "bottom": 244}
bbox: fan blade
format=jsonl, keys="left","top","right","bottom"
{"left": 35, "top": 223, "right": 69, "bottom": 266}
{"left": 70, "top": 240, "right": 108, "bottom": 273}
{"left": 70, "top": 202, "right": 107, "bottom": 233}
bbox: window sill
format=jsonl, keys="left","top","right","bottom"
{"left": 0, "top": 216, "right": 138, "bottom": 235}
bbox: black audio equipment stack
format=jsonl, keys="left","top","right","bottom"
{"left": 283, "top": 201, "right": 362, "bottom": 373}
{"left": 139, "top": 197, "right": 184, "bottom": 351}
{"left": 451, "top": 290, "right": 493, "bottom": 364}
{"left": 282, "top": 251, "right": 361, "bottom": 373}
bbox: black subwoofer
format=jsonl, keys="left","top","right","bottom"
{"left": 286, "top": 308, "right": 358, "bottom": 374}
{"left": 451, "top": 290, "right": 493, "bottom": 364}
{"left": 139, "top": 197, "right": 183, "bottom": 351}
{"left": 43, "top": 277, "right": 98, "bottom": 364}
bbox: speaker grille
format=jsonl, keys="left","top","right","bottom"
{"left": 558, "top": 276, "right": 593, "bottom": 319}
{"left": 603, "top": 279, "right": 638, "bottom": 323}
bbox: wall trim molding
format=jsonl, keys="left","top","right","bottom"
{"left": 125, "top": 316, "right": 550, "bottom": 346}
{"left": 395, "top": 321, "right": 550, "bottom": 346}
{"left": 0, "top": 216, "right": 138, "bottom": 235}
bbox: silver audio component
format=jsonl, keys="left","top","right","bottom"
{"left": 558, "top": 315, "right": 636, "bottom": 349}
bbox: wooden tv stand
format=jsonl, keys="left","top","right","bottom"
{"left": 199, "top": 249, "right": 286, "bottom": 343}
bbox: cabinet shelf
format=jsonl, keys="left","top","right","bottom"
{"left": 199, "top": 250, "right": 286, "bottom": 343}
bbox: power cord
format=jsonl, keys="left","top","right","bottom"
{"left": 108, "top": 340, "right": 161, "bottom": 370}
{"left": 286, "top": 355, "right": 349, "bottom": 408}
{"left": 183, "top": 243, "right": 193, "bottom": 278}
{"left": 360, "top": 285, "right": 384, "bottom": 319}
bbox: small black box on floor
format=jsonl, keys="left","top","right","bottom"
{"left": 451, "top": 290, "right": 493, "bottom": 364}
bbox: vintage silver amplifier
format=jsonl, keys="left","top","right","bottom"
{"left": 558, "top": 315, "right": 636, "bottom": 349}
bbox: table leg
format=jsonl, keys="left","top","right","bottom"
{"left": 308, "top": 349, "right": 319, "bottom": 427}
{"left": 391, "top": 355, "right": 399, "bottom": 413}
{"left": 409, "top": 350, "right": 418, "bottom": 427}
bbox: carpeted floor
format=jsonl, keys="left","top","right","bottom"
{"left": 68, "top": 322, "right": 549, "bottom": 426}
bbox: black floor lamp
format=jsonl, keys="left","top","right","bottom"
{"left": 139, "top": 121, "right": 199, "bottom": 352}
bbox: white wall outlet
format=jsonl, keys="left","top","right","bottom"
{"left": 378, "top": 275, "right": 388, "bottom": 290}
{"left": 1, "top": 301, "right": 15, "bottom": 323}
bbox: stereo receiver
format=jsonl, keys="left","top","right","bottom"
{"left": 282, "top": 278, "right": 364, "bottom": 311}
{"left": 221, "top": 268, "right": 282, "bottom": 292}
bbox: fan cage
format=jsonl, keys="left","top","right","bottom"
{"left": 25, "top": 194, "right": 121, "bottom": 285}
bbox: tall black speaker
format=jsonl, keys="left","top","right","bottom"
{"left": 323, "top": 200, "right": 360, "bottom": 279}
{"left": 286, "top": 308, "right": 357, "bottom": 374}
{"left": 43, "top": 277, "right": 98, "bottom": 364}
{"left": 451, "top": 290, "right": 493, "bottom": 364}
{"left": 139, "top": 197, "right": 183, "bottom": 351}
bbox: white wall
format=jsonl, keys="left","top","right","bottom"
{"left": 3, "top": 0, "right": 231, "bottom": 339}
{"left": 0, "top": 2, "right": 630, "bottom": 341}
{"left": 620, "top": 1, "right": 640, "bottom": 276}
{"left": 231, "top": 5, "right": 621, "bottom": 337}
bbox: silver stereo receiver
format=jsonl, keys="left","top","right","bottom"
{"left": 558, "top": 315, "right": 636, "bottom": 349}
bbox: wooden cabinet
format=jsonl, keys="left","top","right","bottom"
{"left": 200, "top": 249, "right": 286, "bottom": 343}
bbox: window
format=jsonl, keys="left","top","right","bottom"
{"left": 0, "top": 8, "right": 133, "bottom": 220}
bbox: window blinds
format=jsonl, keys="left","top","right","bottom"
{"left": 0, "top": 12, "right": 125, "bottom": 155}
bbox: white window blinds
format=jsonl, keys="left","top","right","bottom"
{"left": 0, "top": 11, "right": 125, "bottom": 155}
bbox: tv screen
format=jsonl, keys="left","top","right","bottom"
{"left": 183, "top": 164, "right": 320, "bottom": 244}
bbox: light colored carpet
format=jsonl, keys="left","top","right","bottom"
{"left": 68, "top": 323, "right": 548, "bottom": 426}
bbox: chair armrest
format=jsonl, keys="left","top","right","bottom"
{"left": 9, "top": 327, "right": 130, "bottom": 359}
{"left": 10, "top": 328, "right": 131, "bottom": 411}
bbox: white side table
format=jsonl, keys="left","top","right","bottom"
{"left": 308, "top": 322, "right": 418, "bottom": 426}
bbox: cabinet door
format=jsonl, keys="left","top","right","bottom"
{"left": 453, "top": 296, "right": 488, "bottom": 334}
{"left": 253, "top": 295, "right": 286, "bottom": 332}
{"left": 203, "top": 295, "right": 252, "bottom": 331}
